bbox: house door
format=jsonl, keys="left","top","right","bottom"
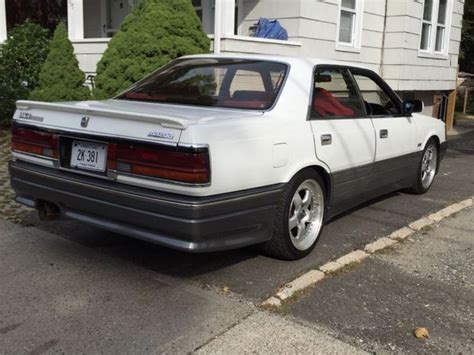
{"left": 350, "top": 69, "right": 418, "bottom": 191}
{"left": 108, "top": 0, "right": 131, "bottom": 32}
{"left": 309, "top": 66, "right": 376, "bottom": 212}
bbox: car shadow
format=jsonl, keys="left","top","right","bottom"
{"left": 24, "top": 212, "right": 262, "bottom": 278}
{"left": 23, "top": 188, "right": 404, "bottom": 279}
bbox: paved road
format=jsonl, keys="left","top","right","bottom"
{"left": 0, "top": 218, "right": 254, "bottom": 353}
{"left": 287, "top": 205, "right": 474, "bottom": 354}
{"left": 0, "top": 218, "right": 366, "bottom": 354}
{"left": 20, "top": 123, "right": 474, "bottom": 301}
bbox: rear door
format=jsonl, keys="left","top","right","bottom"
{"left": 350, "top": 69, "right": 418, "bottom": 191}
{"left": 309, "top": 66, "right": 376, "bottom": 212}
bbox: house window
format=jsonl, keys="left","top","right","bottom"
{"left": 435, "top": 0, "right": 448, "bottom": 52}
{"left": 192, "top": 0, "right": 203, "bottom": 21}
{"left": 337, "top": 0, "right": 364, "bottom": 50}
{"left": 419, "top": 0, "right": 451, "bottom": 54}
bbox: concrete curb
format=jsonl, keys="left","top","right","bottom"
{"left": 261, "top": 197, "right": 473, "bottom": 308}
{"left": 320, "top": 250, "right": 369, "bottom": 274}
{"left": 388, "top": 227, "right": 414, "bottom": 241}
{"left": 364, "top": 237, "right": 398, "bottom": 254}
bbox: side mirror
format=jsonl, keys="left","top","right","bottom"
{"left": 403, "top": 99, "right": 423, "bottom": 114}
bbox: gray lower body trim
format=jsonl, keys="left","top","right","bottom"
{"left": 9, "top": 161, "right": 283, "bottom": 252}
{"left": 328, "top": 151, "right": 422, "bottom": 217}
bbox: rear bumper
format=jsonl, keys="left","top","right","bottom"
{"left": 9, "top": 160, "right": 282, "bottom": 252}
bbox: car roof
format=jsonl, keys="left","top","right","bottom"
{"left": 181, "top": 53, "right": 374, "bottom": 72}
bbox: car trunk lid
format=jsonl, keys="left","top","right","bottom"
{"left": 15, "top": 99, "right": 264, "bottom": 146}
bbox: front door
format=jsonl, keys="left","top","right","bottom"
{"left": 309, "top": 66, "right": 376, "bottom": 212}
{"left": 350, "top": 69, "right": 418, "bottom": 192}
{"left": 109, "top": 0, "right": 131, "bottom": 31}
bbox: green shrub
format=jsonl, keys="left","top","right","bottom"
{"left": 0, "top": 21, "right": 49, "bottom": 125}
{"left": 93, "top": 0, "right": 210, "bottom": 99}
{"left": 29, "top": 23, "right": 90, "bottom": 102}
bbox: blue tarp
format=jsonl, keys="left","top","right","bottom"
{"left": 255, "top": 18, "right": 288, "bottom": 41}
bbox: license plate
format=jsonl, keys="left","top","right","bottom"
{"left": 70, "top": 141, "right": 107, "bottom": 172}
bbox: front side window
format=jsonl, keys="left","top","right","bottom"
{"left": 119, "top": 59, "right": 288, "bottom": 110}
{"left": 337, "top": 0, "right": 364, "bottom": 49}
{"left": 311, "top": 68, "right": 365, "bottom": 119}
{"left": 419, "top": 0, "right": 451, "bottom": 54}
{"left": 351, "top": 72, "right": 401, "bottom": 116}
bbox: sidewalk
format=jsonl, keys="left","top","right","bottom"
{"left": 283, "top": 205, "right": 474, "bottom": 354}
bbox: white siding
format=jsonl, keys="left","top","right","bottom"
{"left": 381, "top": 0, "right": 463, "bottom": 91}
{"left": 238, "top": 0, "right": 301, "bottom": 37}
{"left": 297, "top": 0, "right": 384, "bottom": 73}
{"left": 238, "top": 0, "right": 462, "bottom": 92}
{"left": 238, "top": 0, "right": 385, "bottom": 73}
{"left": 72, "top": 39, "right": 110, "bottom": 77}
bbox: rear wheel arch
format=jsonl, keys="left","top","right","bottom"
{"left": 285, "top": 165, "right": 332, "bottom": 206}
{"left": 429, "top": 134, "right": 440, "bottom": 148}
{"left": 264, "top": 168, "right": 327, "bottom": 260}
{"left": 309, "top": 165, "right": 332, "bottom": 204}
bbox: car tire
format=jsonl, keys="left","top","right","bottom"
{"left": 407, "top": 138, "right": 439, "bottom": 194}
{"left": 262, "top": 170, "right": 326, "bottom": 260}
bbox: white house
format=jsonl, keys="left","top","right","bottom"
{"left": 0, "top": 0, "right": 464, "bottom": 122}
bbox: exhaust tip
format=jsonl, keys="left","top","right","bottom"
{"left": 38, "top": 201, "right": 60, "bottom": 221}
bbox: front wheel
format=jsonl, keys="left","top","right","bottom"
{"left": 262, "top": 170, "right": 325, "bottom": 260}
{"left": 408, "top": 139, "right": 438, "bottom": 194}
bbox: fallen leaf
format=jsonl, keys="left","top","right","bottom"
{"left": 414, "top": 327, "right": 430, "bottom": 339}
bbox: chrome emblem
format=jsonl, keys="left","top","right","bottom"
{"left": 81, "top": 116, "right": 90, "bottom": 128}
{"left": 19, "top": 111, "right": 43, "bottom": 122}
{"left": 148, "top": 131, "right": 174, "bottom": 140}
{"left": 19, "top": 112, "right": 32, "bottom": 120}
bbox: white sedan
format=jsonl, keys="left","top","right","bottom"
{"left": 9, "top": 54, "right": 446, "bottom": 260}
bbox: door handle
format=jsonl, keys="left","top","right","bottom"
{"left": 380, "top": 129, "right": 388, "bottom": 139}
{"left": 321, "top": 134, "right": 332, "bottom": 145}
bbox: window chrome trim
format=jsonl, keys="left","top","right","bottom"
{"left": 12, "top": 151, "right": 56, "bottom": 168}
{"left": 57, "top": 167, "right": 118, "bottom": 181}
{"left": 177, "top": 142, "right": 209, "bottom": 149}
{"left": 116, "top": 171, "right": 211, "bottom": 188}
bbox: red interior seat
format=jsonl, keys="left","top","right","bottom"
{"left": 313, "top": 88, "right": 354, "bottom": 117}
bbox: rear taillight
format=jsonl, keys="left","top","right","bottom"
{"left": 115, "top": 144, "right": 210, "bottom": 184}
{"left": 12, "top": 126, "right": 59, "bottom": 159}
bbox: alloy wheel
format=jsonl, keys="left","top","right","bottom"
{"left": 421, "top": 145, "right": 438, "bottom": 189}
{"left": 288, "top": 179, "right": 324, "bottom": 251}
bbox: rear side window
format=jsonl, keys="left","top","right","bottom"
{"left": 311, "top": 68, "right": 365, "bottom": 119}
{"left": 118, "top": 59, "right": 288, "bottom": 110}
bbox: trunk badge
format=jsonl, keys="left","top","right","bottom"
{"left": 81, "top": 116, "right": 90, "bottom": 128}
{"left": 148, "top": 131, "right": 174, "bottom": 140}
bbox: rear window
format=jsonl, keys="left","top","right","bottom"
{"left": 118, "top": 58, "right": 288, "bottom": 110}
